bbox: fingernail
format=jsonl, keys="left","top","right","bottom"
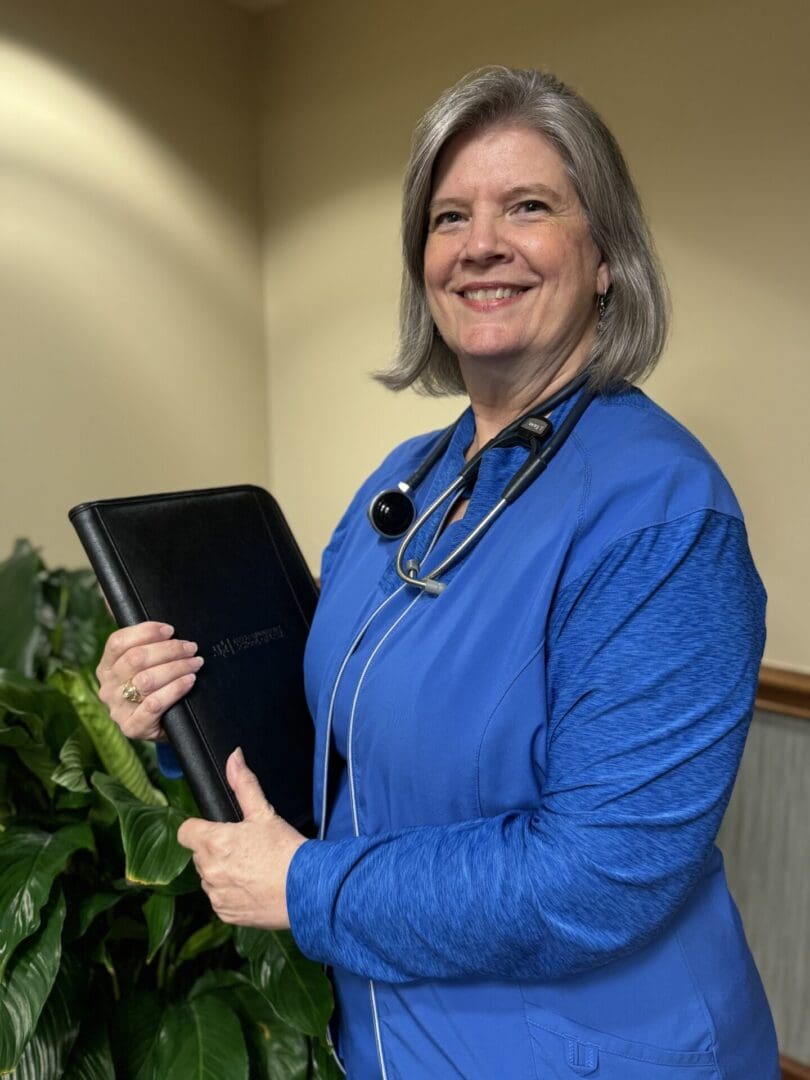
{"left": 190, "top": 656, "right": 204, "bottom": 669}
{"left": 234, "top": 746, "right": 245, "bottom": 769}
{"left": 160, "top": 624, "right": 174, "bottom": 637}
{"left": 183, "top": 641, "right": 198, "bottom": 655}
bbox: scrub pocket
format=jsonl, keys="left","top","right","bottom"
{"left": 526, "top": 1006, "right": 719, "bottom": 1079}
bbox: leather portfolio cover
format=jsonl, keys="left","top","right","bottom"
{"left": 69, "top": 485, "right": 317, "bottom": 828}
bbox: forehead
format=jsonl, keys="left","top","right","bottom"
{"left": 430, "top": 123, "right": 574, "bottom": 200}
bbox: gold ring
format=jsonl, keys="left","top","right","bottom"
{"left": 121, "top": 680, "right": 143, "bottom": 705}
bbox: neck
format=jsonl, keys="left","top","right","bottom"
{"left": 462, "top": 352, "right": 590, "bottom": 458}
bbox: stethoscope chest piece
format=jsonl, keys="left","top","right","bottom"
{"left": 367, "top": 484, "right": 417, "bottom": 539}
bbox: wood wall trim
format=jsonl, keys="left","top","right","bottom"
{"left": 781, "top": 1054, "right": 810, "bottom": 1080}
{"left": 757, "top": 665, "right": 810, "bottom": 721}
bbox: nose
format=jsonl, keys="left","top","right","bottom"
{"left": 461, "top": 212, "right": 511, "bottom": 264}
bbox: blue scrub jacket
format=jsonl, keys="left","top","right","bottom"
{"left": 288, "top": 386, "right": 779, "bottom": 1079}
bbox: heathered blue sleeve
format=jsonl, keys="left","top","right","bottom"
{"left": 286, "top": 510, "right": 766, "bottom": 982}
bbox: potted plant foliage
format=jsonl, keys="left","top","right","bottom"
{"left": 0, "top": 540, "right": 340, "bottom": 1078}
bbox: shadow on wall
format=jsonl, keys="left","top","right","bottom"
{"left": 1, "top": 0, "right": 267, "bottom": 566}
{"left": 2, "top": 0, "right": 261, "bottom": 224}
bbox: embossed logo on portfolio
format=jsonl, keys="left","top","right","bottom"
{"left": 211, "top": 625, "right": 284, "bottom": 658}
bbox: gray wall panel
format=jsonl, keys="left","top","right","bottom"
{"left": 718, "top": 709, "right": 810, "bottom": 1063}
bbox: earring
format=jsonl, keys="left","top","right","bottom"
{"left": 597, "top": 291, "right": 607, "bottom": 333}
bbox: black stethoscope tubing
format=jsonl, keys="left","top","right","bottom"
{"left": 368, "top": 370, "right": 595, "bottom": 595}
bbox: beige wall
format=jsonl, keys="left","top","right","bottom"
{"left": 1, "top": 0, "right": 267, "bottom": 569}
{"left": 261, "top": 0, "right": 810, "bottom": 672}
{"left": 2, "top": 0, "right": 807, "bottom": 670}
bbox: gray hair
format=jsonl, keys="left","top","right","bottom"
{"left": 376, "top": 66, "right": 669, "bottom": 396}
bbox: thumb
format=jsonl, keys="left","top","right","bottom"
{"left": 226, "top": 746, "right": 274, "bottom": 821}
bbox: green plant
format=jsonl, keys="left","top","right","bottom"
{"left": 0, "top": 540, "right": 340, "bottom": 1078}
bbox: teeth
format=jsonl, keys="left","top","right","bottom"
{"left": 463, "top": 287, "right": 524, "bottom": 300}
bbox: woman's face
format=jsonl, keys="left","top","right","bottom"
{"left": 424, "top": 124, "right": 609, "bottom": 383}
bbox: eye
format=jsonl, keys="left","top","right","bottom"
{"left": 431, "top": 210, "right": 465, "bottom": 229}
{"left": 516, "top": 199, "right": 549, "bottom": 214}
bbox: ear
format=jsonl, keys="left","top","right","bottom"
{"left": 596, "top": 258, "right": 610, "bottom": 297}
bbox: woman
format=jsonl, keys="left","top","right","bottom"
{"left": 97, "top": 68, "right": 779, "bottom": 1078}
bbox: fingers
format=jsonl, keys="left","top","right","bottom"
{"left": 177, "top": 817, "right": 218, "bottom": 851}
{"left": 96, "top": 622, "right": 174, "bottom": 679}
{"left": 226, "top": 748, "right": 274, "bottom": 822}
{"left": 96, "top": 621, "right": 204, "bottom": 742}
{"left": 114, "top": 644, "right": 204, "bottom": 693}
{"left": 116, "top": 672, "right": 199, "bottom": 740}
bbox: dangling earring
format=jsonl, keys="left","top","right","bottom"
{"left": 597, "top": 291, "right": 607, "bottom": 334}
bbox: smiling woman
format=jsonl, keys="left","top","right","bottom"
{"left": 97, "top": 66, "right": 780, "bottom": 1080}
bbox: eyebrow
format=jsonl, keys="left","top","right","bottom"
{"left": 428, "top": 183, "right": 563, "bottom": 213}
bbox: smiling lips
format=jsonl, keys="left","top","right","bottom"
{"left": 458, "top": 284, "right": 531, "bottom": 308}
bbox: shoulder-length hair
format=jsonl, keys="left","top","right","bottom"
{"left": 376, "top": 66, "right": 669, "bottom": 396}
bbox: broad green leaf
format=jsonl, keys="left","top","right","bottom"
{"left": 188, "top": 969, "right": 247, "bottom": 1000}
{"left": 0, "top": 671, "right": 78, "bottom": 792}
{"left": 153, "top": 997, "right": 248, "bottom": 1080}
{"left": 8, "top": 948, "right": 83, "bottom": 1080}
{"left": 108, "top": 990, "right": 161, "bottom": 1080}
{"left": 311, "top": 1037, "right": 345, "bottom": 1079}
{"left": 51, "top": 671, "right": 165, "bottom": 807}
{"left": 66, "top": 891, "right": 122, "bottom": 942}
{"left": 52, "top": 728, "right": 93, "bottom": 793}
{"left": 174, "top": 918, "right": 232, "bottom": 966}
{"left": 42, "top": 567, "right": 114, "bottom": 672}
{"left": 244, "top": 1009, "right": 310, "bottom": 1080}
{"left": 155, "top": 773, "right": 200, "bottom": 818}
{"left": 0, "top": 669, "right": 76, "bottom": 744}
{"left": 91, "top": 937, "right": 115, "bottom": 978}
{"left": 53, "top": 788, "right": 94, "bottom": 811}
{"left": 15, "top": 743, "right": 61, "bottom": 797}
{"left": 0, "top": 892, "right": 66, "bottom": 1073}
{"left": 0, "top": 824, "right": 93, "bottom": 980}
{"left": 233, "top": 924, "right": 272, "bottom": 961}
{"left": 91, "top": 773, "right": 190, "bottom": 886}
{"left": 248, "top": 931, "right": 334, "bottom": 1038}
{"left": 0, "top": 541, "right": 45, "bottom": 678}
{"left": 62, "top": 1010, "right": 115, "bottom": 1080}
{"left": 150, "top": 859, "right": 200, "bottom": 896}
{"left": 189, "top": 970, "right": 311, "bottom": 1080}
{"left": 141, "top": 894, "right": 174, "bottom": 963}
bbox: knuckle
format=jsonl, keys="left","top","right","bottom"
{"left": 209, "top": 835, "right": 226, "bottom": 858}
{"left": 127, "top": 647, "right": 144, "bottom": 669}
{"left": 145, "top": 692, "right": 164, "bottom": 715}
{"left": 135, "top": 670, "right": 153, "bottom": 693}
{"left": 118, "top": 715, "right": 138, "bottom": 738}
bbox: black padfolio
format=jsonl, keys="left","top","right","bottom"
{"left": 69, "top": 485, "right": 317, "bottom": 828}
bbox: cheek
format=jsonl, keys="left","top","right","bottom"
{"left": 423, "top": 238, "right": 456, "bottom": 291}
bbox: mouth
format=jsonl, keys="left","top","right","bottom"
{"left": 459, "top": 285, "right": 530, "bottom": 301}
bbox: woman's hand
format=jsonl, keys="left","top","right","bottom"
{"left": 177, "top": 748, "right": 307, "bottom": 930}
{"left": 96, "top": 621, "right": 204, "bottom": 741}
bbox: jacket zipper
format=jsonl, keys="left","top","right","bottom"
{"left": 346, "top": 591, "right": 422, "bottom": 1079}
{"left": 321, "top": 501, "right": 451, "bottom": 1077}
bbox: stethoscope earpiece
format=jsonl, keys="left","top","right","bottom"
{"left": 367, "top": 487, "right": 417, "bottom": 539}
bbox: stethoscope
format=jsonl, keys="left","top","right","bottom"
{"left": 367, "top": 370, "right": 595, "bottom": 595}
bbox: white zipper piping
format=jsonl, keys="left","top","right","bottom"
{"left": 344, "top": 591, "right": 422, "bottom": 834}
{"left": 321, "top": 497, "right": 455, "bottom": 1078}
{"left": 318, "top": 585, "right": 406, "bottom": 841}
{"left": 345, "top": 590, "right": 421, "bottom": 1080}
